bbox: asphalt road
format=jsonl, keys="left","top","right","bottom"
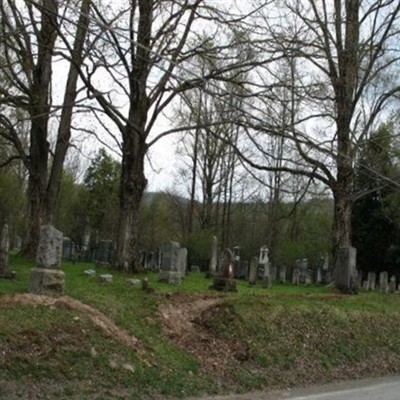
{"left": 285, "top": 376, "right": 400, "bottom": 400}
{"left": 188, "top": 376, "right": 400, "bottom": 400}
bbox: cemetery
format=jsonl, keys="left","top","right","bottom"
{"left": 1, "top": 0, "right": 400, "bottom": 399}
{"left": 1, "top": 224, "right": 400, "bottom": 399}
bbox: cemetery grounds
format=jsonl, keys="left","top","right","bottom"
{"left": 1, "top": 254, "right": 400, "bottom": 399}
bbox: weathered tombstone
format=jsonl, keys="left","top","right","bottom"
{"left": 95, "top": 240, "right": 113, "bottom": 267}
{"left": 334, "top": 247, "right": 358, "bottom": 294}
{"left": 233, "top": 245, "right": 241, "bottom": 278}
{"left": 316, "top": 266, "right": 322, "bottom": 284}
{"left": 126, "top": 278, "right": 141, "bottom": 286}
{"left": 208, "top": 236, "right": 218, "bottom": 278}
{"left": 279, "top": 264, "right": 287, "bottom": 284}
{"left": 262, "top": 260, "right": 271, "bottom": 289}
{"left": 28, "top": 225, "right": 65, "bottom": 294}
{"left": 158, "top": 241, "right": 181, "bottom": 285}
{"left": 178, "top": 247, "right": 188, "bottom": 277}
{"left": 62, "top": 237, "right": 73, "bottom": 260}
{"left": 305, "top": 270, "right": 313, "bottom": 285}
{"left": 292, "top": 266, "right": 300, "bottom": 285}
{"left": 190, "top": 265, "right": 201, "bottom": 273}
{"left": 99, "top": 274, "right": 113, "bottom": 283}
{"left": 321, "top": 253, "right": 332, "bottom": 284}
{"left": 367, "top": 271, "right": 376, "bottom": 291}
{"left": 258, "top": 245, "right": 269, "bottom": 278}
{"left": 0, "top": 224, "right": 13, "bottom": 278}
{"left": 248, "top": 257, "right": 258, "bottom": 286}
{"left": 379, "top": 271, "right": 389, "bottom": 293}
{"left": 362, "top": 280, "right": 368, "bottom": 290}
{"left": 81, "top": 223, "right": 91, "bottom": 261}
{"left": 148, "top": 251, "right": 158, "bottom": 271}
{"left": 298, "top": 258, "right": 308, "bottom": 284}
{"left": 389, "top": 275, "right": 397, "bottom": 293}
{"left": 84, "top": 269, "right": 96, "bottom": 277}
{"left": 212, "top": 249, "right": 237, "bottom": 292}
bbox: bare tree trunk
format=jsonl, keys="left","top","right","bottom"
{"left": 188, "top": 127, "right": 199, "bottom": 236}
{"left": 115, "top": 135, "right": 147, "bottom": 272}
{"left": 23, "top": 0, "right": 58, "bottom": 257}
{"left": 44, "top": 0, "right": 91, "bottom": 224}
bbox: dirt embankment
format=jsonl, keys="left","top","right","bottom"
{"left": 1, "top": 294, "right": 141, "bottom": 352}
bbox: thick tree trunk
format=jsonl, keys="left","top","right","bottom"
{"left": 113, "top": 0, "right": 151, "bottom": 272}
{"left": 333, "top": 186, "right": 352, "bottom": 251}
{"left": 22, "top": 0, "right": 58, "bottom": 257}
{"left": 24, "top": 150, "right": 47, "bottom": 257}
{"left": 114, "top": 133, "right": 147, "bottom": 272}
{"left": 328, "top": 0, "right": 359, "bottom": 292}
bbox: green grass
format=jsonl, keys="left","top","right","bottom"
{"left": 1, "top": 253, "right": 400, "bottom": 399}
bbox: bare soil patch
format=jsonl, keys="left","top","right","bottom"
{"left": 159, "top": 293, "right": 254, "bottom": 387}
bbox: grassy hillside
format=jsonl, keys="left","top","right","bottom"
{"left": 1, "top": 254, "right": 400, "bottom": 399}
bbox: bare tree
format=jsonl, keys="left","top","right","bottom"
{"left": 80, "top": 0, "right": 261, "bottom": 271}
{"left": 232, "top": 0, "right": 400, "bottom": 292}
{"left": 0, "top": 0, "right": 91, "bottom": 256}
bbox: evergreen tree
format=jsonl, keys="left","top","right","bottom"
{"left": 352, "top": 124, "right": 400, "bottom": 275}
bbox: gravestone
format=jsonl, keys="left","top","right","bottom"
{"left": 298, "top": 258, "right": 308, "bottom": 284}
{"left": 367, "top": 271, "right": 376, "bottom": 291}
{"left": 190, "top": 265, "right": 200, "bottom": 273}
{"left": 334, "top": 247, "right": 358, "bottom": 294}
{"left": 0, "top": 224, "right": 13, "bottom": 278}
{"left": 148, "top": 251, "right": 158, "bottom": 271}
{"left": 158, "top": 241, "right": 181, "bottom": 285}
{"left": 62, "top": 237, "right": 75, "bottom": 261}
{"left": 232, "top": 245, "right": 242, "bottom": 278}
{"left": 248, "top": 257, "right": 258, "bottom": 285}
{"left": 321, "top": 253, "right": 332, "bottom": 284}
{"left": 208, "top": 236, "right": 218, "bottom": 278}
{"left": 379, "top": 271, "right": 389, "bottom": 293}
{"left": 305, "top": 270, "right": 313, "bottom": 285}
{"left": 126, "top": 278, "right": 141, "bottom": 286}
{"left": 212, "top": 249, "right": 237, "bottom": 292}
{"left": 178, "top": 247, "right": 188, "bottom": 277}
{"left": 262, "top": 261, "right": 271, "bottom": 289}
{"left": 292, "top": 266, "right": 300, "bottom": 285}
{"left": 28, "top": 225, "right": 65, "bottom": 295}
{"left": 362, "top": 280, "right": 368, "bottom": 290}
{"left": 279, "top": 264, "right": 287, "bottom": 284}
{"left": 81, "top": 224, "right": 91, "bottom": 261}
{"left": 95, "top": 240, "right": 113, "bottom": 267}
{"left": 389, "top": 275, "right": 397, "bottom": 293}
{"left": 99, "top": 274, "right": 113, "bottom": 283}
{"left": 316, "top": 266, "right": 322, "bottom": 284}
{"left": 84, "top": 269, "right": 96, "bottom": 277}
{"left": 258, "top": 247, "right": 271, "bottom": 289}
{"left": 258, "top": 245, "right": 269, "bottom": 278}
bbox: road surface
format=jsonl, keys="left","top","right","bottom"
{"left": 188, "top": 376, "right": 400, "bottom": 400}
